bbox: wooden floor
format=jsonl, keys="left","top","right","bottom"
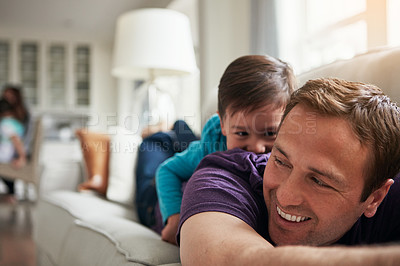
{"left": 0, "top": 198, "right": 36, "bottom": 266}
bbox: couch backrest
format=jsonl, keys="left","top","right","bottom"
{"left": 297, "top": 46, "right": 400, "bottom": 105}
{"left": 202, "top": 46, "right": 400, "bottom": 125}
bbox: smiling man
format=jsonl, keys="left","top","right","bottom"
{"left": 178, "top": 78, "right": 400, "bottom": 265}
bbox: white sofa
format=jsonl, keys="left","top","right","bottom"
{"left": 34, "top": 129, "right": 181, "bottom": 266}
{"left": 34, "top": 191, "right": 180, "bottom": 266}
{"left": 33, "top": 45, "right": 400, "bottom": 266}
{"left": 297, "top": 46, "right": 400, "bottom": 104}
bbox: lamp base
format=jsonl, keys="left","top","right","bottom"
{"left": 142, "top": 81, "right": 160, "bottom": 126}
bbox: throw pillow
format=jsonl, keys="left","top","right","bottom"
{"left": 75, "top": 129, "right": 110, "bottom": 196}
{"left": 106, "top": 126, "right": 142, "bottom": 206}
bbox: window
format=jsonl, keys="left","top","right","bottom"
{"left": 0, "top": 40, "right": 91, "bottom": 111}
{"left": 275, "top": 0, "right": 400, "bottom": 74}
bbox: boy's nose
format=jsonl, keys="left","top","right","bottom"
{"left": 247, "top": 140, "right": 273, "bottom": 154}
{"left": 247, "top": 142, "right": 266, "bottom": 154}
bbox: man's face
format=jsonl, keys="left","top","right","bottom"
{"left": 263, "top": 104, "right": 372, "bottom": 246}
{"left": 220, "top": 105, "right": 284, "bottom": 154}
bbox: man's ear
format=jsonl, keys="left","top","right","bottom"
{"left": 217, "top": 111, "right": 227, "bottom": 136}
{"left": 363, "top": 179, "right": 394, "bottom": 218}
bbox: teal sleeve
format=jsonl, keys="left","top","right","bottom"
{"left": 156, "top": 140, "right": 205, "bottom": 223}
{"left": 156, "top": 114, "right": 227, "bottom": 223}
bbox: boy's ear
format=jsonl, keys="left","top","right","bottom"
{"left": 217, "top": 111, "right": 227, "bottom": 136}
{"left": 363, "top": 178, "right": 394, "bottom": 218}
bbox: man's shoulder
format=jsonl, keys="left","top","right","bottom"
{"left": 180, "top": 149, "right": 270, "bottom": 239}
{"left": 198, "top": 149, "right": 270, "bottom": 184}
{"left": 206, "top": 148, "right": 269, "bottom": 162}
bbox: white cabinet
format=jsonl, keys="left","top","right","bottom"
{"left": 20, "top": 42, "right": 39, "bottom": 105}
{"left": 0, "top": 41, "right": 10, "bottom": 90}
{"left": 0, "top": 39, "right": 91, "bottom": 113}
{"left": 47, "top": 44, "right": 67, "bottom": 107}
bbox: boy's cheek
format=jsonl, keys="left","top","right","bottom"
{"left": 220, "top": 121, "right": 227, "bottom": 136}
{"left": 226, "top": 136, "right": 244, "bottom": 150}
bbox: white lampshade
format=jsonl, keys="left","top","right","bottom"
{"left": 112, "top": 8, "right": 198, "bottom": 79}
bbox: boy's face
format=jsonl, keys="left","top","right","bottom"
{"left": 220, "top": 104, "right": 284, "bottom": 154}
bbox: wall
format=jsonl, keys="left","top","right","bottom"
{"left": 89, "top": 41, "right": 118, "bottom": 131}
{"left": 198, "top": 0, "right": 252, "bottom": 125}
{"left": 167, "top": 0, "right": 202, "bottom": 134}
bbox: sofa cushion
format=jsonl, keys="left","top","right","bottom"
{"left": 107, "top": 126, "right": 142, "bottom": 207}
{"left": 297, "top": 46, "right": 400, "bottom": 104}
{"left": 40, "top": 190, "right": 138, "bottom": 221}
{"left": 35, "top": 190, "right": 180, "bottom": 266}
{"left": 64, "top": 216, "right": 181, "bottom": 265}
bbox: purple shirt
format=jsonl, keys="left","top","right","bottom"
{"left": 178, "top": 148, "right": 400, "bottom": 246}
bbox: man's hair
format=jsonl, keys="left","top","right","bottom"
{"left": 218, "top": 55, "right": 296, "bottom": 119}
{"left": 282, "top": 78, "right": 400, "bottom": 201}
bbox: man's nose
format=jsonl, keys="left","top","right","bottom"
{"left": 276, "top": 172, "right": 304, "bottom": 207}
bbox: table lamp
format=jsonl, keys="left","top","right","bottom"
{"left": 111, "top": 8, "right": 198, "bottom": 126}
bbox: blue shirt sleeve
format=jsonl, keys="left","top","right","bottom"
{"left": 156, "top": 114, "right": 227, "bottom": 223}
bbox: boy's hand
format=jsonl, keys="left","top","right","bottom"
{"left": 161, "top": 213, "right": 180, "bottom": 245}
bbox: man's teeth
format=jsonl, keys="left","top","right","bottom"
{"left": 277, "top": 206, "right": 309, "bottom": 222}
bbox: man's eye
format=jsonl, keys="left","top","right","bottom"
{"left": 235, "top": 131, "right": 248, "bottom": 136}
{"left": 311, "top": 177, "right": 330, "bottom": 188}
{"left": 274, "top": 156, "right": 290, "bottom": 168}
{"left": 265, "top": 131, "right": 277, "bottom": 137}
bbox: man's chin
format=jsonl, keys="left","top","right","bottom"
{"left": 272, "top": 237, "right": 303, "bottom": 246}
{"left": 271, "top": 232, "right": 332, "bottom": 247}
{"left": 269, "top": 230, "right": 314, "bottom": 246}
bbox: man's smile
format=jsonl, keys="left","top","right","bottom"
{"left": 276, "top": 206, "right": 311, "bottom": 223}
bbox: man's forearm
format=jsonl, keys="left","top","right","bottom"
{"left": 180, "top": 213, "right": 400, "bottom": 266}
{"left": 246, "top": 245, "right": 400, "bottom": 266}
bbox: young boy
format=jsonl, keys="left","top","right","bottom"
{"left": 156, "top": 55, "right": 297, "bottom": 244}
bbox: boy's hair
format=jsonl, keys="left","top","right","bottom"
{"left": 217, "top": 55, "right": 296, "bottom": 119}
{"left": 282, "top": 77, "right": 400, "bottom": 201}
{"left": 0, "top": 98, "right": 12, "bottom": 114}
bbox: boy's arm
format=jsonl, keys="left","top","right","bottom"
{"left": 157, "top": 114, "right": 225, "bottom": 244}
{"left": 10, "top": 134, "right": 26, "bottom": 168}
{"left": 156, "top": 140, "right": 205, "bottom": 221}
{"left": 180, "top": 212, "right": 400, "bottom": 266}
{"left": 156, "top": 141, "right": 205, "bottom": 244}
